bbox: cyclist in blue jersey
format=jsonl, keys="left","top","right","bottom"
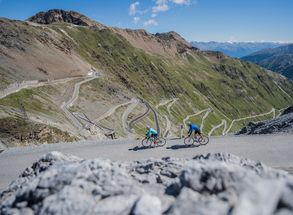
{"left": 146, "top": 126, "right": 158, "bottom": 139}
{"left": 187, "top": 122, "right": 202, "bottom": 138}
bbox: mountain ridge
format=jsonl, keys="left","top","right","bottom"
{"left": 27, "top": 9, "right": 105, "bottom": 28}
{"left": 241, "top": 44, "right": 293, "bottom": 79}
{"left": 191, "top": 41, "right": 286, "bottom": 58}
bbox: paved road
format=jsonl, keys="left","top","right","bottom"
{"left": 128, "top": 101, "right": 150, "bottom": 130}
{"left": 61, "top": 76, "right": 97, "bottom": 130}
{"left": 0, "top": 77, "right": 81, "bottom": 100}
{"left": 0, "top": 134, "right": 292, "bottom": 191}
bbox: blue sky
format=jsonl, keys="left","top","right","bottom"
{"left": 0, "top": 0, "right": 292, "bottom": 42}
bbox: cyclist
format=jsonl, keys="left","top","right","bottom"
{"left": 146, "top": 126, "right": 158, "bottom": 142}
{"left": 187, "top": 122, "right": 202, "bottom": 138}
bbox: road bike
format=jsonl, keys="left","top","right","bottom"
{"left": 141, "top": 136, "right": 166, "bottom": 147}
{"left": 184, "top": 133, "right": 209, "bottom": 147}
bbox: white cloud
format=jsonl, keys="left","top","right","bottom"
{"left": 129, "top": 1, "right": 140, "bottom": 16}
{"left": 152, "top": 0, "right": 169, "bottom": 13}
{"left": 143, "top": 19, "right": 158, "bottom": 27}
{"left": 170, "top": 0, "right": 191, "bottom": 5}
{"left": 128, "top": 0, "right": 193, "bottom": 26}
{"left": 133, "top": 17, "right": 140, "bottom": 24}
{"left": 152, "top": 3, "right": 169, "bottom": 13}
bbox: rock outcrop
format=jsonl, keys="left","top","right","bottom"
{"left": 27, "top": 9, "right": 103, "bottom": 28}
{"left": 281, "top": 106, "right": 293, "bottom": 116}
{"left": 1, "top": 152, "right": 293, "bottom": 214}
{"left": 236, "top": 107, "right": 293, "bottom": 135}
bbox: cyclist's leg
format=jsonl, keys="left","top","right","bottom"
{"left": 187, "top": 130, "right": 191, "bottom": 137}
{"left": 198, "top": 130, "right": 202, "bottom": 138}
{"left": 154, "top": 134, "right": 158, "bottom": 143}
{"left": 196, "top": 130, "right": 202, "bottom": 139}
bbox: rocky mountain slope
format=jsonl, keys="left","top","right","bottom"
{"left": 1, "top": 9, "right": 293, "bottom": 146}
{"left": 236, "top": 106, "right": 293, "bottom": 135}
{"left": 1, "top": 152, "right": 293, "bottom": 214}
{"left": 241, "top": 44, "right": 293, "bottom": 79}
{"left": 27, "top": 9, "right": 104, "bottom": 28}
{"left": 191, "top": 41, "right": 283, "bottom": 58}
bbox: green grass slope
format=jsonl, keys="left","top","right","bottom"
{"left": 0, "top": 18, "right": 293, "bottom": 140}
{"left": 59, "top": 24, "right": 293, "bottom": 134}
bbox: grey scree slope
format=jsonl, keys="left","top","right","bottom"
{"left": 1, "top": 152, "right": 293, "bottom": 215}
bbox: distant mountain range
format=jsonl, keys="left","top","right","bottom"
{"left": 191, "top": 41, "right": 285, "bottom": 58}
{"left": 241, "top": 44, "right": 293, "bottom": 79}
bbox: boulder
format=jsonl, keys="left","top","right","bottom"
{"left": 1, "top": 152, "right": 293, "bottom": 215}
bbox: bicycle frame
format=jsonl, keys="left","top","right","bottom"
{"left": 187, "top": 133, "right": 201, "bottom": 142}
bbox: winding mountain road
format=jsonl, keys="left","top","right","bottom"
{"left": 225, "top": 108, "right": 276, "bottom": 134}
{"left": 121, "top": 98, "right": 139, "bottom": 134}
{"left": 208, "top": 120, "right": 227, "bottom": 136}
{"left": 61, "top": 76, "right": 97, "bottom": 130}
{"left": 163, "top": 115, "right": 171, "bottom": 138}
{"left": 167, "top": 98, "right": 178, "bottom": 115}
{"left": 200, "top": 108, "right": 213, "bottom": 132}
{"left": 155, "top": 99, "right": 172, "bottom": 109}
{"left": 147, "top": 102, "right": 160, "bottom": 135}
{"left": 183, "top": 108, "right": 210, "bottom": 129}
{"left": 0, "top": 77, "right": 81, "bottom": 100}
{"left": 128, "top": 101, "right": 150, "bottom": 130}
{"left": 155, "top": 98, "right": 177, "bottom": 137}
{"left": 94, "top": 100, "right": 133, "bottom": 123}
{"left": 0, "top": 134, "right": 292, "bottom": 191}
{"left": 274, "top": 81, "right": 292, "bottom": 99}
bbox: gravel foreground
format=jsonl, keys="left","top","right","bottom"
{"left": 1, "top": 152, "right": 293, "bottom": 215}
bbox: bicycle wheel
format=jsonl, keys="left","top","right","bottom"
{"left": 184, "top": 136, "right": 194, "bottom": 145}
{"left": 142, "top": 138, "right": 153, "bottom": 147}
{"left": 156, "top": 137, "right": 166, "bottom": 147}
{"left": 200, "top": 135, "right": 209, "bottom": 145}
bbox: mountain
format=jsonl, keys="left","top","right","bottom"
{"left": 241, "top": 44, "right": 293, "bottom": 79}
{"left": 191, "top": 41, "right": 284, "bottom": 58}
{"left": 27, "top": 9, "right": 104, "bottom": 27}
{"left": 0, "top": 9, "right": 293, "bottom": 146}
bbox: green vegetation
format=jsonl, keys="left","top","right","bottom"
{"left": 0, "top": 117, "right": 78, "bottom": 147}
{"left": 1, "top": 20, "right": 293, "bottom": 138}
{"left": 59, "top": 24, "right": 293, "bottom": 134}
{"left": 0, "top": 87, "right": 59, "bottom": 114}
